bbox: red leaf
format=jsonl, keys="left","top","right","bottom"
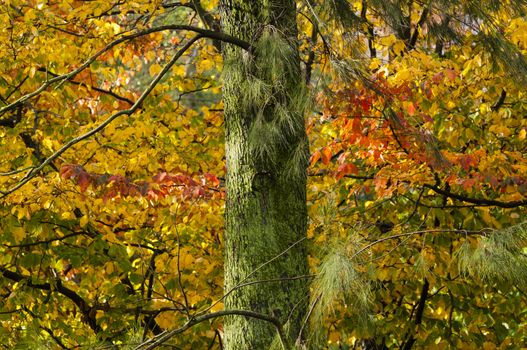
{"left": 352, "top": 117, "right": 362, "bottom": 133}
{"left": 432, "top": 72, "right": 443, "bottom": 84}
{"left": 336, "top": 163, "right": 358, "bottom": 180}
{"left": 204, "top": 173, "right": 220, "bottom": 187}
{"left": 421, "top": 113, "right": 434, "bottom": 123}
{"left": 153, "top": 172, "right": 168, "bottom": 183}
{"left": 77, "top": 171, "right": 91, "bottom": 192}
{"left": 462, "top": 178, "right": 476, "bottom": 190}
{"left": 360, "top": 98, "right": 371, "bottom": 112}
{"left": 60, "top": 164, "right": 80, "bottom": 179}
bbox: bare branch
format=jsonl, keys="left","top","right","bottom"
{"left": 136, "top": 309, "right": 291, "bottom": 350}
{"left": 36, "top": 67, "right": 135, "bottom": 106}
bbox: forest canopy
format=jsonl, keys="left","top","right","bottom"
{"left": 0, "top": 0, "right": 527, "bottom": 349}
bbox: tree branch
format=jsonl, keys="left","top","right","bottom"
{"left": 352, "top": 228, "right": 490, "bottom": 260}
{"left": 191, "top": 0, "right": 221, "bottom": 50}
{"left": 309, "top": 169, "right": 375, "bottom": 180}
{"left": 0, "top": 104, "right": 22, "bottom": 127}
{"left": 401, "top": 278, "right": 429, "bottom": 350}
{"left": 36, "top": 67, "right": 135, "bottom": 105}
{"left": 41, "top": 326, "right": 70, "bottom": 349}
{"left": 0, "top": 266, "right": 99, "bottom": 333}
{"left": 0, "top": 25, "right": 250, "bottom": 118}
{"left": 491, "top": 89, "right": 507, "bottom": 111}
{"left": 4, "top": 231, "right": 90, "bottom": 248}
{"left": 361, "top": 0, "right": 377, "bottom": 58}
{"left": 136, "top": 309, "right": 291, "bottom": 350}
{"left": 424, "top": 184, "right": 527, "bottom": 208}
{"left": 409, "top": 6, "right": 429, "bottom": 49}
{"left": 0, "top": 35, "right": 203, "bottom": 198}
{"left": 305, "top": 21, "right": 318, "bottom": 84}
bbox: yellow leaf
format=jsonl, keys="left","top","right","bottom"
{"left": 156, "top": 312, "right": 175, "bottom": 329}
{"left": 105, "top": 262, "right": 114, "bottom": 274}
{"left": 379, "top": 34, "right": 397, "bottom": 46}
{"left": 172, "top": 65, "right": 186, "bottom": 76}
{"left": 369, "top": 58, "right": 381, "bottom": 70}
{"left": 42, "top": 138, "right": 54, "bottom": 151}
{"left": 393, "top": 40, "right": 406, "bottom": 55}
{"left": 12, "top": 227, "right": 26, "bottom": 243}
{"left": 483, "top": 342, "right": 496, "bottom": 350}
{"left": 328, "top": 331, "right": 340, "bottom": 344}
{"left": 198, "top": 59, "right": 214, "bottom": 72}
{"left": 149, "top": 63, "right": 162, "bottom": 77}
{"left": 80, "top": 215, "right": 89, "bottom": 227}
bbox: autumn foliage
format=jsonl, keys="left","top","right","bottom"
{"left": 1, "top": 0, "right": 527, "bottom": 349}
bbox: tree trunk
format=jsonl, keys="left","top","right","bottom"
{"left": 220, "top": 0, "right": 310, "bottom": 349}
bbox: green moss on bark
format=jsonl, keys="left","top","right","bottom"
{"left": 220, "top": 0, "right": 310, "bottom": 348}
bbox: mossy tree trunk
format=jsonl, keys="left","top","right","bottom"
{"left": 220, "top": 0, "right": 310, "bottom": 349}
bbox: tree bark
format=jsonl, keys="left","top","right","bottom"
{"left": 220, "top": 0, "right": 310, "bottom": 349}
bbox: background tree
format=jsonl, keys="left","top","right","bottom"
{"left": 0, "top": 1, "right": 526, "bottom": 349}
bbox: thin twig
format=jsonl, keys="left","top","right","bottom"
{"left": 175, "top": 221, "right": 191, "bottom": 317}
{"left": 201, "top": 237, "right": 308, "bottom": 315}
{"left": 351, "top": 228, "right": 492, "bottom": 260}
{"left": 297, "top": 294, "right": 320, "bottom": 345}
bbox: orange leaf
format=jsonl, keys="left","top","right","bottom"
{"left": 321, "top": 147, "right": 332, "bottom": 165}
{"left": 407, "top": 102, "right": 416, "bottom": 116}
{"left": 445, "top": 68, "right": 456, "bottom": 81}
{"left": 310, "top": 151, "right": 321, "bottom": 167}
{"left": 336, "top": 163, "right": 358, "bottom": 180}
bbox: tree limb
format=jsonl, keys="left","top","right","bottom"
{"left": 491, "top": 89, "right": 507, "bottom": 111}
{"left": 136, "top": 309, "right": 291, "bottom": 350}
{"left": 401, "top": 278, "right": 429, "bottom": 350}
{"left": 424, "top": 184, "right": 527, "bottom": 208}
{"left": 0, "top": 25, "right": 250, "bottom": 118}
{"left": 0, "top": 35, "right": 202, "bottom": 198}
{"left": 352, "top": 228, "right": 490, "bottom": 260}
{"left": 191, "top": 0, "right": 221, "bottom": 50}
{"left": 409, "top": 6, "right": 429, "bottom": 49}
{"left": 36, "top": 67, "right": 135, "bottom": 106}
{"left": 0, "top": 266, "right": 99, "bottom": 333}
